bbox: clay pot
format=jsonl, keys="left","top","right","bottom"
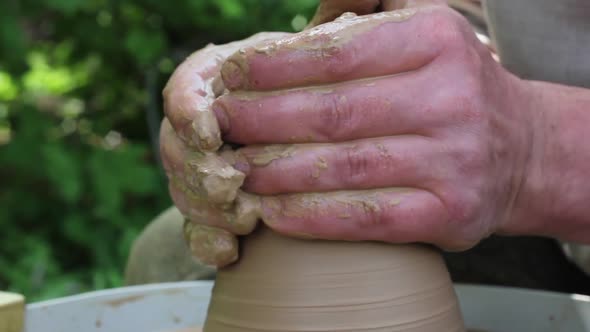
{"left": 204, "top": 227, "right": 465, "bottom": 332}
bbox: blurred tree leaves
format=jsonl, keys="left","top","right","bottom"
{"left": 125, "top": 28, "right": 167, "bottom": 67}
{"left": 44, "top": 0, "right": 86, "bottom": 15}
{"left": 0, "top": 0, "right": 318, "bottom": 301}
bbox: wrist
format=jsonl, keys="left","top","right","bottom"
{"left": 503, "top": 80, "right": 590, "bottom": 242}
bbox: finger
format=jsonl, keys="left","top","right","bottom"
{"left": 184, "top": 222, "right": 238, "bottom": 267}
{"left": 260, "top": 188, "right": 453, "bottom": 247}
{"left": 307, "top": 0, "right": 381, "bottom": 28}
{"left": 213, "top": 70, "right": 443, "bottom": 145}
{"left": 238, "top": 137, "right": 442, "bottom": 195}
{"left": 162, "top": 45, "right": 224, "bottom": 151}
{"left": 163, "top": 32, "right": 292, "bottom": 150}
{"left": 160, "top": 119, "right": 245, "bottom": 206}
{"left": 185, "top": 152, "right": 245, "bottom": 206}
{"left": 170, "top": 183, "right": 259, "bottom": 235}
{"left": 160, "top": 118, "right": 186, "bottom": 177}
{"left": 221, "top": 7, "right": 445, "bottom": 91}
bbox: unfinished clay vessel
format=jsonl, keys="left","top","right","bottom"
{"left": 204, "top": 226, "right": 465, "bottom": 332}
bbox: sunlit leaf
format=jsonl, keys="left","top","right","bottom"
{"left": 0, "top": 71, "right": 18, "bottom": 101}
{"left": 214, "top": 0, "right": 245, "bottom": 18}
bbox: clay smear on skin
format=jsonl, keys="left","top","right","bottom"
{"left": 311, "top": 156, "right": 329, "bottom": 178}
{"left": 264, "top": 189, "right": 416, "bottom": 221}
{"left": 224, "top": 75, "right": 387, "bottom": 102}
{"left": 185, "top": 10, "right": 466, "bottom": 332}
{"left": 251, "top": 145, "right": 297, "bottom": 166}
{"left": 176, "top": 33, "right": 302, "bottom": 267}
{"left": 253, "top": 9, "right": 418, "bottom": 57}
{"left": 223, "top": 8, "right": 418, "bottom": 89}
{"left": 166, "top": 48, "right": 224, "bottom": 150}
{"left": 184, "top": 152, "right": 245, "bottom": 206}
{"left": 171, "top": 33, "right": 290, "bottom": 149}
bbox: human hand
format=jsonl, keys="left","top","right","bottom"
{"left": 213, "top": 1, "right": 535, "bottom": 250}
{"left": 160, "top": 32, "right": 289, "bottom": 266}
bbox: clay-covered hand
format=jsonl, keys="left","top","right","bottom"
{"left": 213, "top": 1, "right": 535, "bottom": 250}
{"left": 160, "top": 32, "right": 289, "bottom": 266}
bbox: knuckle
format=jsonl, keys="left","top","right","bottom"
{"left": 437, "top": 209, "right": 490, "bottom": 252}
{"left": 438, "top": 78, "right": 485, "bottom": 126}
{"left": 341, "top": 146, "right": 371, "bottom": 185}
{"left": 452, "top": 140, "right": 487, "bottom": 176}
{"left": 454, "top": 97, "right": 484, "bottom": 126}
{"left": 443, "top": 189, "right": 481, "bottom": 225}
{"left": 324, "top": 44, "right": 359, "bottom": 78}
{"left": 314, "top": 93, "right": 355, "bottom": 140}
{"left": 426, "top": 9, "right": 468, "bottom": 54}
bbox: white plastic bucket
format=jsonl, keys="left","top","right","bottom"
{"left": 24, "top": 282, "right": 590, "bottom": 332}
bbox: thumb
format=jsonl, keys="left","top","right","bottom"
{"left": 392, "top": 0, "right": 447, "bottom": 9}
{"left": 307, "top": 0, "right": 446, "bottom": 28}
{"left": 307, "top": 0, "right": 381, "bottom": 28}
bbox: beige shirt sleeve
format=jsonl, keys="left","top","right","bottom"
{"left": 124, "top": 207, "right": 216, "bottom": 285}
{"left": 484, "top": 0, "right": 590, "bottom": 274}
{"left": 483, "top": 0, "right": 590, "bottom": 88}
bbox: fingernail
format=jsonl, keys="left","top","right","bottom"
{"left": 187, "top": 224, "right": 238, "bottom": 267}
{"left": 221, "top": 60, "right": 246, "bottom": 90}
{"left": 212, "top": 101, "right": 230, "bottom": 133}
{"left": 231, "top": 192, "right": 262, "bottom": 235}
{"left": 211, "top": 73, "right": 226, "bottom": 97}
{"left": 192, "top": 110, "right": 222, "bottom": 152}
{"left": 260, "top": 197, "right": 283, "bottom": 226}
{"left": 185, "top": 153, "right": 245, "bottom": 206}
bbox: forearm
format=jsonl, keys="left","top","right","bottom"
{"left": 507, "top": 81, "right": 590, "bottom": 242}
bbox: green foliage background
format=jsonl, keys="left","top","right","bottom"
{"left": 0, "top": 0, "right": 318, "bottom": 301}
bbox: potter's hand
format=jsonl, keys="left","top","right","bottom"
{"left": 161, "top": 33, "right": 289, "bottom": 266}
{"left": 214, "top": 2, "right": 536, "bottom": 250}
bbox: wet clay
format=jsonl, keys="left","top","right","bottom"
{"left": 204, "top": 227, "right": 465, "bottom": 331}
